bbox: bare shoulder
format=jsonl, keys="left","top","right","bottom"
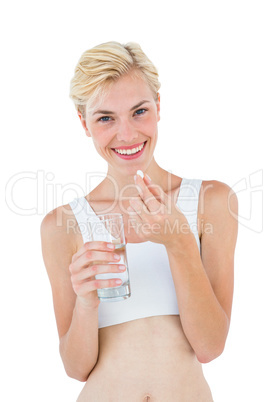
{"left": 199, "top": 179, "right": 238, "bottom": 238}
{"left": 200, "top": 179, "right": 238, "bottom": 206}
{"left": 40, "top": 204, "right": 78, "bottom": 262}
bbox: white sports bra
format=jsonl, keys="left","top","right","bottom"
{"left": 69, "top": 178, "right": 202, "bottom": 328}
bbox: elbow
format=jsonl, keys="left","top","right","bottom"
{"left": 197, "top": 353, "right": 220, "bottom": 364}
{"left": 65, "top": 368, "right": 89, "bottom": 382}
{"left": 196, "top": 319, "right": 229, "bottom": 364}
{"left": 196, "top": 342, "right": 225, "bottom": 364}
{"left": 61, "top": 358, "right": 95, "bottom": 382}
{"left": 59, "top": 344, "right": 94, "bottom": 382}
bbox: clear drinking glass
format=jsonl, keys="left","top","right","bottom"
{"left": 87, "top": 213, "right": 131, "bottom": 302}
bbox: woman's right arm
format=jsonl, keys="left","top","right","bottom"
{"left": 40, "top": 206, "right": 124, "bottom": 381}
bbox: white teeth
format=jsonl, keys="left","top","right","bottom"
{"left": 114, "top": 142, "right": 145, "bottom": 155}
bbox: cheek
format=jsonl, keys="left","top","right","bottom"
{"left": 91, "top": 126, "right": 115, "bottom": 144}
{"left": 138, "top": 116, "right": 158, "bottom": 135}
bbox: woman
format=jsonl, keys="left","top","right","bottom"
{"left": 41, "top": 41, "right": 238, "bottom": 401}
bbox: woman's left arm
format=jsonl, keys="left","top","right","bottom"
{"left": 166, "top": 180, "right": 238, "bottom": 363}
{"left": 128, "top": 176, "right": 238, "bottom": 363}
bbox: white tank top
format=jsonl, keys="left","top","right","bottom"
{"left": 69, "top": 178, "right": 202, "bottom": 328}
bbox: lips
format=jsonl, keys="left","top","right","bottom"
{"left": 112, "top": 141, "right": 145, "bottom": 151}
{"left": 111, "top": 141, "right": 147, "bottom": 160}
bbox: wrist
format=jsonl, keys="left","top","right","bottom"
{"left": 76, "top": 294, "right": 100, "bottom": 312}
{"left": 165, "top": 231, "right": 197, "bottom": 258}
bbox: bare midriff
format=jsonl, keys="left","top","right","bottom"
{"left": 76, "top": 315, "right": 213, "bottom": 402}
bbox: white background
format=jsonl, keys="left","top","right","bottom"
{"left": 1, "top": 1, "right": 267, "bottom": 401}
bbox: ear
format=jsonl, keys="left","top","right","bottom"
{"left": 77, "top": 111, "right": 91, "bottom": 137}
{"left": 156, "top": 92, "right": 160, "bottom": 122}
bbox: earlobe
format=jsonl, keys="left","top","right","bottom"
{"left": 77, "top": 111, "right": 91, "bottom": 137}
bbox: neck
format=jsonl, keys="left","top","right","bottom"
{"left": 98, "top": 158, "right": 175, "bottom": 200}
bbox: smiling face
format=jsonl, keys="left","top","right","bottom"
{"left": 78, "top": 72, "right": 160, "bottom": 177}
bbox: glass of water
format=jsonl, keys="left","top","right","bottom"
{"left": 87, "top": 213, "right": 131, "bottom": 302}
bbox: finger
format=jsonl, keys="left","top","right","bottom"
{"left": 129, "top": 198, "right": 147, "bottom": 219}
{"left": 143, "top": 173, "right": 151, "bottom": 186}
{"left": 146, "top": 183, "right": 169, "bottom": 207}
{"left": 75, "top": 277, "right": 123, "bottom": 295}
{"left": 126, "top": 205, "right": 139, "bottom": 217}
{"left": 144, "top": 173, "right": 169, "bottom": 205}
{"left": 134, "top": 174, "right": 161, "bottom": 213}
{"left": 126, "top": 206, "right": 144, "bottom": 237}
{"left": 70, "top": 250, "right": 121, "bottom": 273}
{"left": 71, "top": 241, "right": 115, "bottom": 263}
{"left": 74, "top": 263, "right": 126, "bottom": 282}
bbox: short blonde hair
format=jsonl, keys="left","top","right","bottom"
{"left": 69, "top": 41, "right": 161, "bottom": 116}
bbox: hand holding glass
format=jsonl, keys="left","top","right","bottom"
{"left": 87, "top": 213, "right": 131, "bottom": 302}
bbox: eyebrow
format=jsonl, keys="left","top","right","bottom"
{"left": 93, "top": 100, "right": 150, "bottom": 116}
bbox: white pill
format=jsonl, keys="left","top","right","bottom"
{"left": 136, "top": 170, "right": 144, "bottom": 179}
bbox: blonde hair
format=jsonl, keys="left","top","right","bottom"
{"left": 69, "top": 41, "right": 161, "bottom": 116}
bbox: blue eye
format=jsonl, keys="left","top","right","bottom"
{"left": 99, "top": 116, "right": 111, "bottom": 122}
{"left": 135, "top": 108, "right": 147, "bottom": 115}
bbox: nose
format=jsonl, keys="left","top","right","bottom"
{"left": 116, "top": 118, "right": 138, "bottom": 142}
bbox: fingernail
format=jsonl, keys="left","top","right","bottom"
{"left": 114, "top": 254, "right": 121, "bottom": 260}
{"left": 107, "top": 243, "right": 115, "bottom": 249}
{"left": 119, "top": 265, "right": 126, "bottom": 271}
{"left": 136, "top": 170, "right": 144, "bottom": 179}
{"left": 145, "top": 173, "right": 152, "bottom": 182}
